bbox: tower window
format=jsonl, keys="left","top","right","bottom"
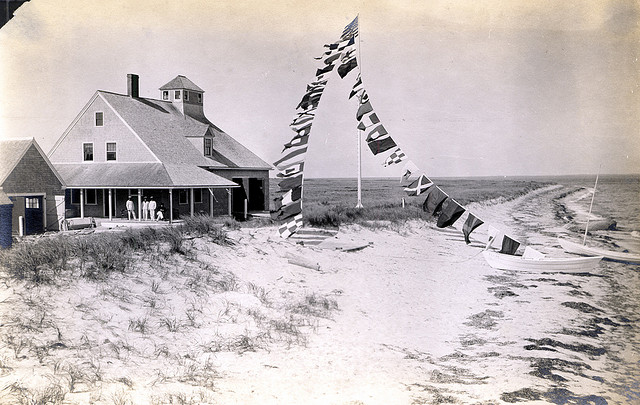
{"left": 83, "top": 143, "right": 94, "bottom": 161}
{"left": 106, "top": 142, "right": 117, "bottom": 161}
{"left": 197, "top": 93, "right": 202, "bottom": 103}
{"left": 204, "top": 138, "right": 212, "bottom": 156}
{"left": 95, "top": 112, "right": 104, "bottom": 126}
{"left": 184, "top": 91, "right": 190, "bottom": 101}
{"left": 162, "top": 91, "right": 169, "bottom": 100}
{"left": 174, "top": 90, "right": 181, "bottom": 100}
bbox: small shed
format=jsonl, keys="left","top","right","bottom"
{"left": 0, "top": 138, "right": 66, "bottom": 235}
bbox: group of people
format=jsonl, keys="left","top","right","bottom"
{"left": 125, "top": 196, "right": 166, "bottom": 221}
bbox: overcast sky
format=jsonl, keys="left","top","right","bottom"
{"left": 1, "top": 0, "right": 638, "bottom": 178}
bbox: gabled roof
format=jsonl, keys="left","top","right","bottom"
{"left": 0, "top": 138, "right": 64, "bottom": 186}
{"left": 53, "top": 163, "right": 238, "bottom": 188}
{"left": 207, "top": 124, "right": 273, "bottom": 169}
{"left": 159, "top": 75, "right": 204, "bottom": 92}
{"left": 99, "top": 91, "right": 226, "bottom": 167}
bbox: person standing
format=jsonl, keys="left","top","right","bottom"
{"left": 142, "top": 197, "right": 149, "bottom": 220}
{"left": 126, "top": 197, "right": 136, "bottom": 220}
{"left": 148, "top": 196, "right": 157, "bottom": 221}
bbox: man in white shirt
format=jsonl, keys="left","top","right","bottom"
{"left": 126, "top": 197, "right": 136, "bottom": 220}
{"left": 142, "top": 197, "right": 149, "bottom": 220}
{"left": 148, "top": 196, "right": 157, "bottom": 221}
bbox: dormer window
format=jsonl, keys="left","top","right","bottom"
{"left": 162, "top": 91, "right": 169, "bottom": 100}
{"left": 174, "top": 90, "right": 181, "bottom": 100}
{"left": 204, "top": 138, "right": 212, "bottom": 156}
{"left": 184, "top": 91, "right": 190, "bottom": 101}
{"left": 95, "top": 112, "right": 104, "bottom": 126}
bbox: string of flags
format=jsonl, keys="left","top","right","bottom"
{"left": 271, "top": 15, "right": 525, "bottom": 256}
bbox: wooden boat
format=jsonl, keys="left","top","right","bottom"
{"left": 482, "top": 250, "right": 603, "bottom": 272}
{"left": 558, "top": 238, "right": 640, "bottom": 264}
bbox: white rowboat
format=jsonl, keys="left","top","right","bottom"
{"left": 482, "top": 250, "right": 603, "bottom": 272}
{"left": 558, "top": 238, "right": 640, "bottom": 264}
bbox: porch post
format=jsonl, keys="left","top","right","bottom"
{"left": 137, "top": 189, "right": 142, "bottom": 221}
{"left": 80, "top": 189, "right": 85, "bottom": 219}
{"left": 108, "top": 189, "right": 113, "bottom": 221}
{"left": 190, "top": 188, "right": 194, "bottom": 217}
{"left": 169, "top": 189, "right": 173, "bottom": 223}
{"left": 227, "top": 188, "right": 232, "bottom": 216}
{"left": 209, "top": 188, "right": 214, "bottom": 217}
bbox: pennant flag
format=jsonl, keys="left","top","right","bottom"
{"left": 271, "top": 199, "right": 303, "bottom": 221}
{"left": 356, "top": 100, "right": 373, "bottom": 121}
{"left": 278, "top": 174, "right": 303, "bottom": 191}
{"left": 436, "top": 199, "right": 466, "bottom": 228}
{"left": 404, "top": 174, "right": 434, "bottom": 196}
{"left": 338, "top": 56, "right": 358, "bottom": 78}
{"left": 366, "top": 124, "right": 389, "bottom": 141}
{"left": 367, "top": 137, "right": 397, "bottom": 155}
{"left": 357, "top": 112, "right": 380, "bottom": 130}
{"left": 382, "top": 148, "right": 406, "bottom": 167}
{"left": 486, "top": 225, "right": 504, "bottom": 249}
{"left": 274, "top": 146, "right": 307, "bottom": 169}
{"left": 349, "top": 74, "right": 363, "bottom": 99}
{"left": 400, "top": 164, "right": 413, "bottom": 185}
{"left": 277, "top": 163, "right": 304, "bottom": 178}
{"left": 283, "top": 135, "right": 309, "bottom": 150}
{"left": 315, "top": 64, "right": 336, "bottom": 78}
{"left": 422, "top": 186, "right": 448, "bottom": 214}
{"left": 462, "top": 213, "right": 484, "bottom": 244}
{"left": 500, "top": 235, "right": 520, "bottom": 255}
{"left": 278, "top": 214, "right": 303, "bottom": 238}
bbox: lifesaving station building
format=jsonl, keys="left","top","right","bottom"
{"left": 48, "top": 74, "right": 271, "bottom": 222}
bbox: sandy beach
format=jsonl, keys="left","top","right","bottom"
{"left": 1, "top": 184, "right": 638, "bottom": 404}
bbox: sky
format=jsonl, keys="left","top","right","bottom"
{"left": 0, "top": 0, "right": 638, "bottom": 178}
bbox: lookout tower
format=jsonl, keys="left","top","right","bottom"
{"left": 159, "top": 75, "right": 205, "bottom": 120}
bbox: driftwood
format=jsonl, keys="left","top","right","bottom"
{"left": 285, "top": 253, "right": 320, "bottom": 271}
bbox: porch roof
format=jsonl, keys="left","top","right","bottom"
{"left": 54, "top": 163, "right": 239, "bottom": 188}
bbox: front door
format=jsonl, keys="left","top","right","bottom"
{"left": 24, "top": 196, "right": 44, "bottom": 235}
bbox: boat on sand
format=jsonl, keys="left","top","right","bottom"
{"left": 482, "top": 249, "right": 603, "bottom": 272}
{"left": 558, "top": 238, "right": 640, "bottom": 264}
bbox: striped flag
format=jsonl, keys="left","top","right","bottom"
{"left": 382, "top": 148, "right": 406, "bottom": 167}
{"left": 278, "top": 214, "right": 303, "bottom": 238}
{"left": 277, "top": 162, "right": 304, "bottom": 178}
{"left": 341, "top": 16, "right": 358, "bottom": 41}
{"left": 274, "top": 146, "right": 307, "bottom": 169}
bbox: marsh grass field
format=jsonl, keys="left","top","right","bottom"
{"left": 0, "top": 176, "right": 638, "bottom": 404}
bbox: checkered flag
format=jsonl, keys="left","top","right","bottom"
{"left": 278, "top": 214, "right": 303, "bottom": 238}
{"left": 383, "top": 148, "right": 406, "bottom": 167}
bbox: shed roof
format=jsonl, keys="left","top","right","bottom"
{"left": 159, "top": 75, "right": 204, "bottom": 92}
{"left": 53, "top": 163, "right": 238, "bottom": 188}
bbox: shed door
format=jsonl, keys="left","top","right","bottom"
{"left": 24, "top": 196, "right": 44, "bottom": 235}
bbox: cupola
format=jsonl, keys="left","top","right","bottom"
{"left": 159, "top": 75, "right": 205, "bottom": 119}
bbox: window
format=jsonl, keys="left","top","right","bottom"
{"left": 174, "top": 90, "right": 181, "bottom": 100}
{"left": 178, "top": 190, "right": 188, "bottom": 205}
{"left": 184, "top": 91, "right": 190, "bottom": 101}
{"left": 106, "top": 142, "right": 117, "bottom": 161}
{"left": 25, "top": 197, "right": 40, "bottom": 209}
{"left": 194, "top": 189, "right": 202, "bottom": 204}
{"left": 204, "top": 138, "right": 212, "bottom": 156}
{"left": 83, "top": 143, "right": 94, "bottom": 161}
{"left": 85, "top": 189, "right": 97, "bottom": 205}
{"left": 70, "top": 189, "right": 80, "bottom": 204}
{"left": 95, "top": 112, "right": 104, "bottom": 126}
{"left": 162, "top": 91, "right": 169, "bottom": 100}
{"left": 197, "top": 93, "right": 202, "bottom": 103}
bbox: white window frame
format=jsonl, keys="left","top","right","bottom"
{"left": 204, "top": 138, "right": 212, "bottom": 156}
{"left": 83, "top": 143, "right": 94, "bottom": 162}
{"left": 174, "top": 90, "right": 181, "bottom": 100}
{"left": 162, "top": 90, "right": 169, "bottom": 100}
{"left": 95, "top": 111, "right": 104, "bottom": 127}
{"left": 106, "top": 142, "right": 117, "bottom": 161}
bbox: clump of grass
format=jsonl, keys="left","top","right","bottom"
{"left": 8, "top": 381, "right": 67, "bottom": 405}
{"left": 290, "top": 293, "right": 339, "bottom": 319}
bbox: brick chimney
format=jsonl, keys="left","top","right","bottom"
{"left": 127, "top": 74, "right": 139, "bottom": 98}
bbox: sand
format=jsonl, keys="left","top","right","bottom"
{"left": 0, "top": 185, "right": 638, "bottom": 404}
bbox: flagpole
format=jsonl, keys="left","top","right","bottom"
{"left": 583, "top": 170, "right": 600, "bottom": 245}
{"left": 355, "top": 13, "right": 363, "bottom": 209}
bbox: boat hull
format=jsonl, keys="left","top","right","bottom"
{"left": 482, "top": 251, "right": 603, "bottom": 272}
{"left": 558, "top": 238, "right": 640, "bottom": 264}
